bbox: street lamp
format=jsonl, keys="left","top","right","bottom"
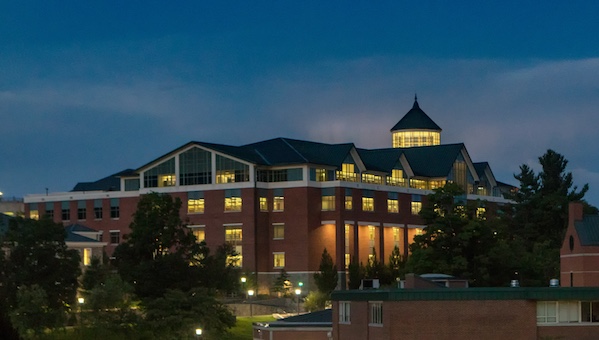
{"left": 295, "top": 288, "right": 301, "bottom": 315}
{"left": 247, "top": 289, "right": 255, "bottom": 318}
{"left": 195, "top": 327, "right": 203, "bottom": 338}
{"left": 241, "top": 276, "right": 247, "bottom": 298}
{"left": 77, "top": 297, "right": 85, "bottom": 326}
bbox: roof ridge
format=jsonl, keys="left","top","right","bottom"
{"left": 280, "top": 138, "right": 310, "bottom": 163}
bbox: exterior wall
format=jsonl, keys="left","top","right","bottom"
{"left": 538, "top": 325, "right": 599, "bottom": 340}
{"left": 253, "top": 328, "right": 331, "bottom": 340}
{"left": 334, "top": 300, "right": 537, "bottom": 340}
{"left": 561, "top": 202, "right": 599, "bottom": 287}
{"left": 24, "top": 179, "right": 505, "bottom": 294}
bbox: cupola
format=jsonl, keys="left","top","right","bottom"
{"left": 390, "top": 95, "right": 442, "bottom": 148}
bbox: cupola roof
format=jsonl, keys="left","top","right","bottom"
{"left": 390, "top": 95, "right": 442, "bottom": 132}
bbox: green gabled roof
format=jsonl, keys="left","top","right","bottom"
{"left": 332, "top": 287, "right": 599, "bottom": 302}
{"left": 575, "top": 215, "right": 599, "bottom": 246}
{"left": 193, "top": 141, "right": 265, "bottom": 164}
{"left": 265, "top": 138, "right": 354, "bottom": 167}
{"left": 357, "top": 148, "right": 404, "bottom": 172}
{"left": 390, "top": 97, "right": 442, "bottom": 132}
{"left": 402, "top": 143, "right": 464, "bottom": 178}
{"left": 72, "top": 169, "right": 135, "bottom": 192}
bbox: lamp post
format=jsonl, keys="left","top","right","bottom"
{"left": 77, "top": 297, "right": 85, "bottom": 326}
{"left": 295, "top": 288, "right": 301, "bottom": 315}
{"left": 195, "top": 327, "right": 203, "bottom": 339}
{"left": 241, "top": 276, "right": 247, "bottom": 298}
{"left": 247, "top": 289, "right": 255, "bottom": 318}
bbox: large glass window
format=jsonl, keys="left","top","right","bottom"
{"left": 387, "top": 169, "right": 406, "bottom": 187}
{"left": 224, "top": 189, "right": 242, "bottom": 212}
{"left": 225, "top": 227, "right": 242, "bottom": 267}
{"left": 322, "top": 188, "right": 335, "bottom": 211}
{"left": 311, "top": 168, "right": 334, "bottom": 182}
{"left": 82, "top": 248, "right": 92, "bottom": 266}
{"left": 559, "top": 301, "right": 579, "bottom": 323}
{"left": 188, "top": 191, "right": 205, "bottom": 214}
{"left": 392, "top": 130, "right": 440, "bottom": 148}
{"left": 337, "top": 163, "right": 358, "bottom": 182}
{"left": 410, "top": 178, "right": 428, "bottom": 190}
{"left": 180, "top": 147, "right": 212, "bottom": 185}
{"left": 362, "top": 173, "right": 383, "bottom": 184}
{"left": 216, "top": 155, "right": 249, "bottom": 183}
{"left": 345, "top": 225, "right": 351, "bottom": 268}
{"left": 144, "top": 157, "right": 176, "bottom": 188}
{"left": 124, "top": 178, "right": 140, "bottom": 191}
{"left": 257, "top": 168, "right": 303, "bottom": 182}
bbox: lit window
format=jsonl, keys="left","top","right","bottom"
{"left": 273, "top": 189, "right": 284, "bottom": 211}
{"left": 158, "top": 174, "right": 176, "bottom": 187}
{"left": 368, "top": 226, "right": 376, "bottom": 258}
{"left": 216, "top": 155, "right": 249, "bottom": 183}
{"left": 110, "top": 231, "right": 120, "bottom": 244}
{"left": 225, "top": 189, "right": 242, "bottom": 212}
{"left": 411, "top": 195, "right": 422, "bottom": 215}
{"left": 188, "top": 191, "right": 205, "bottom": 214}
{"left": 387, "top": 169, "right": 406, "bottom": 187}
{"left": 345, "top": 189, "right": 353, "bottom": 210}
{"left": 83, "top": 248, "right": 92, "bottom": 266}
{"left": 392, "top": 130, "right": 440, "bottom": 148}
{"left": 429, "top": 180, "right": 446, "bottom": 189}
{"left": 388, "top": 192, "right": 399, "bottom": 213}
{"left": 392, "top": 227, "right": 401, "bottom": 249}
{"left": 409, "top": 178, "right": 428, "bottom": 190}
{"left": 225, "top": 227, "right": 242, "bottom": 267}
{"left": 260, "top": 197, "right": 268, "bottom": 211}
{"left": 336, "top": 163, "right": 358, "bottom": 182}
{"left": 273, "top": 224, "right": 285, "bottom": 240}
{"left": 476, "top": 207, "right": 486, "bottom": 220}
{"left": 345, "top": 224, "right": 351, "bottom": 269}
{"left": 362, "top": 173, "right": 383, "bottom": 184}
{"left": 273, "top": 252, "right": 285, "bottom": 268}
{"left": 339, "top": 301, "right": 351, "bottom": 323}
{"left": 369, "top": 302, "right": 383, "bottom": 325}
{"left": 362, "top": 193, "right": 374, "bottom": 211}
{"left": 322, "top": 188, "right": 335, "bottom": 211}
{"left": 189, "top": 225, "right": 205, "bottom": 243}
{"left": 29, "top": 203, "right": 39, "bottom": 220}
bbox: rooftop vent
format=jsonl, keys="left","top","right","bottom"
{"left": 510, "top": 280, "right": 520, "bottom": 288}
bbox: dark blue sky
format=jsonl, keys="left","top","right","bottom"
{"left": 1, "top": 2, "right": 599, "bottom": 205}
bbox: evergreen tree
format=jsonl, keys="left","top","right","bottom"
{"left": 313, "top": 248, "right": 338, "bottom": 295}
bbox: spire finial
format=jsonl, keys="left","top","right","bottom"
{"left": 412, "top": 93, "right": 420, "bottom": 109}
{"left": 415, "top": 93, "right": 418, "bottom": 102}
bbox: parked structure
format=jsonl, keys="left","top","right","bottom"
{"left": 23, "top": 98, "right": 511, "bottom": 290}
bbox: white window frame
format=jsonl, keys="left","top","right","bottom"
{"left": 369, "top": 301, "right": 383, "bottom": 326}
{"left": 339, "top": 301, "right": 351, "bottom": 324}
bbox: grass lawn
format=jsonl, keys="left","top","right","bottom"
{"left": 228, "top": 315, "right": 277, "bottom": 340}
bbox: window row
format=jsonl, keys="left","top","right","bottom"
{"left": 537, "top": 301, "right": 599, "bottom": 324}
{"left": 322, "top": 189, "right": 422, "bottom": 215}
{"left": 338, "top": 301, "right": 383, "bottom": 326}
{"left": 28, "top": 199, "right": 120, "bottom": 221}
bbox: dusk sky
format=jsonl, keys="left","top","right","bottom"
{"left": 1, "top": 2, "right": 599, "bottom": 206}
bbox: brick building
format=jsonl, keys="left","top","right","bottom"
{"left": 561, "top": 202, "right": 599, "bottom": 287}
{"left": 23, "top": 98, "right": 511, "bottom": 291}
